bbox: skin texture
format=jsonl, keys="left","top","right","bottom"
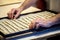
{"left": 7, "top": 0, "right": 60, "bottom": 29}
{"left": 29, "top": 13, "right": 60, "bottom": 29}
{"left": 8, "top": 0, "right": 37, "bottom": 19}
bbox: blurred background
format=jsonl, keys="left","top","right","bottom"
{"left": 0, "top": 0, "right": 60, "bottom": 12}
{"left": 0, "top": 0, "right": 60, "bottom": 17}
{"left": 0, "top": 0, "right": 24, "bottom": 5}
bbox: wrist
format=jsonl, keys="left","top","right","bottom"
{"left": 17, "top": 6, "right": 24, "bottom": 11}
{"left": 56, "top": 13, "right": 60, "bottom": 19}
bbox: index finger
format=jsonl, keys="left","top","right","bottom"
{"left": 11, "top": 8, "right": 16, "bottom": 19}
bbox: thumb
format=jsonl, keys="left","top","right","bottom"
{"left": 14, "top": 12, "right": 20, "bottom": 19}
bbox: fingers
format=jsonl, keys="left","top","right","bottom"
{"left": 7, "top": 11, "right": 11, "bottom": 19}
{"left": 8, "top": 8, "right": 16, "bottom": 19}
{"left": 35, "top": 23, "right": 40, "bottom": 29}
{"left": 29, "top": 21, "right": 41, "bottom": 30}
{"left": 11, "top": 9, "right": 16, "bottom": 19}
{"left": 29, "top": 20, "right": 37, "bottom": 29}
{"left": 29, "top": 21, "right": 33, "bottom": 29}
{"left": 29, "top": 18, "right": 42, "bottom": 29}
{"left": 14, "top": 12, "right": 20, "bottom": 19}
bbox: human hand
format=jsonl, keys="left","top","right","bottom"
{"left": 29, "top": 18, "right": 54, "bottom": 29}
{"left": 7, "top": 8, "right": 23, "bottom": 19}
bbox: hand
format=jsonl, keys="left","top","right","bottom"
{"left": 7, "top": 8, "right": 23, "bottom": 19}
{"left": 29, "top": 18, "right": 47, "bottom": 29}
{"left": 29, "top": 18, "right": 56, "bottom": 29}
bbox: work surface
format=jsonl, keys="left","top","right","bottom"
{"left": 0, "top": 11, "right": 60, "bottom": 40}
{"left": 0, "top": 1, "right": 40, "bottom": 18}
{"left": 0, "top": 2, "right": 60, "bottom": 40}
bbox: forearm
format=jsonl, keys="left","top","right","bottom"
{"left": 56, "top": 13, "right": 60, "bottom": 19}
{"left": 52, "top": 13, "right": 60, "bottom": 21}
{"left": 18, "top": 0, "right": 37, "bottom": 11}
{"left": 48, "top": 13, "right": 60, "bottom": 26}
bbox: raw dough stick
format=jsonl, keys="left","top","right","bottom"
{"left": 21, "top": 17, "right": 30, "bottom": 24}
{"left": 18, "top": 19, "right": 28, "bottom": 27}
{"left": 9, "top": 19, "right": 21, "bottom": 29}
{"left": 2, "top": 21, "right": 16, "bottom": 33}
{"left": 26, "top": 17, "right": 32, "bottom": 21}
{"left": 13, "top": 20, "right": 24, "bottom": 30}
{"left": 13, "top": 19, "right": 25, "bottom": 30}
{"left": 27, "top": 16, "right": 33, "bottom": 21}
{"left": 4, "top": 21, "right": 17, "bottom": 33}
{"left": 6, "top": 20, "right": 20, "bottom": 32}
{"left": 10, "top": 20, "right": 23, "bottom": 31}
{"left": 13, "top": 20, "right": 27, "bottom": 29}
{"left": 17, "top": 19, "right": 29, "bottom": 28}
{"left": 17, "top": 20, "right": 28, "bottom": 28}
{"left": 26, "top": 16, "right": 32, "bottom": 21}
{"left": 0, "top": 24, "right": 9, "bottom": 34}
{"left": 1, "top": 22, "right": 11, "bottom": 34}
